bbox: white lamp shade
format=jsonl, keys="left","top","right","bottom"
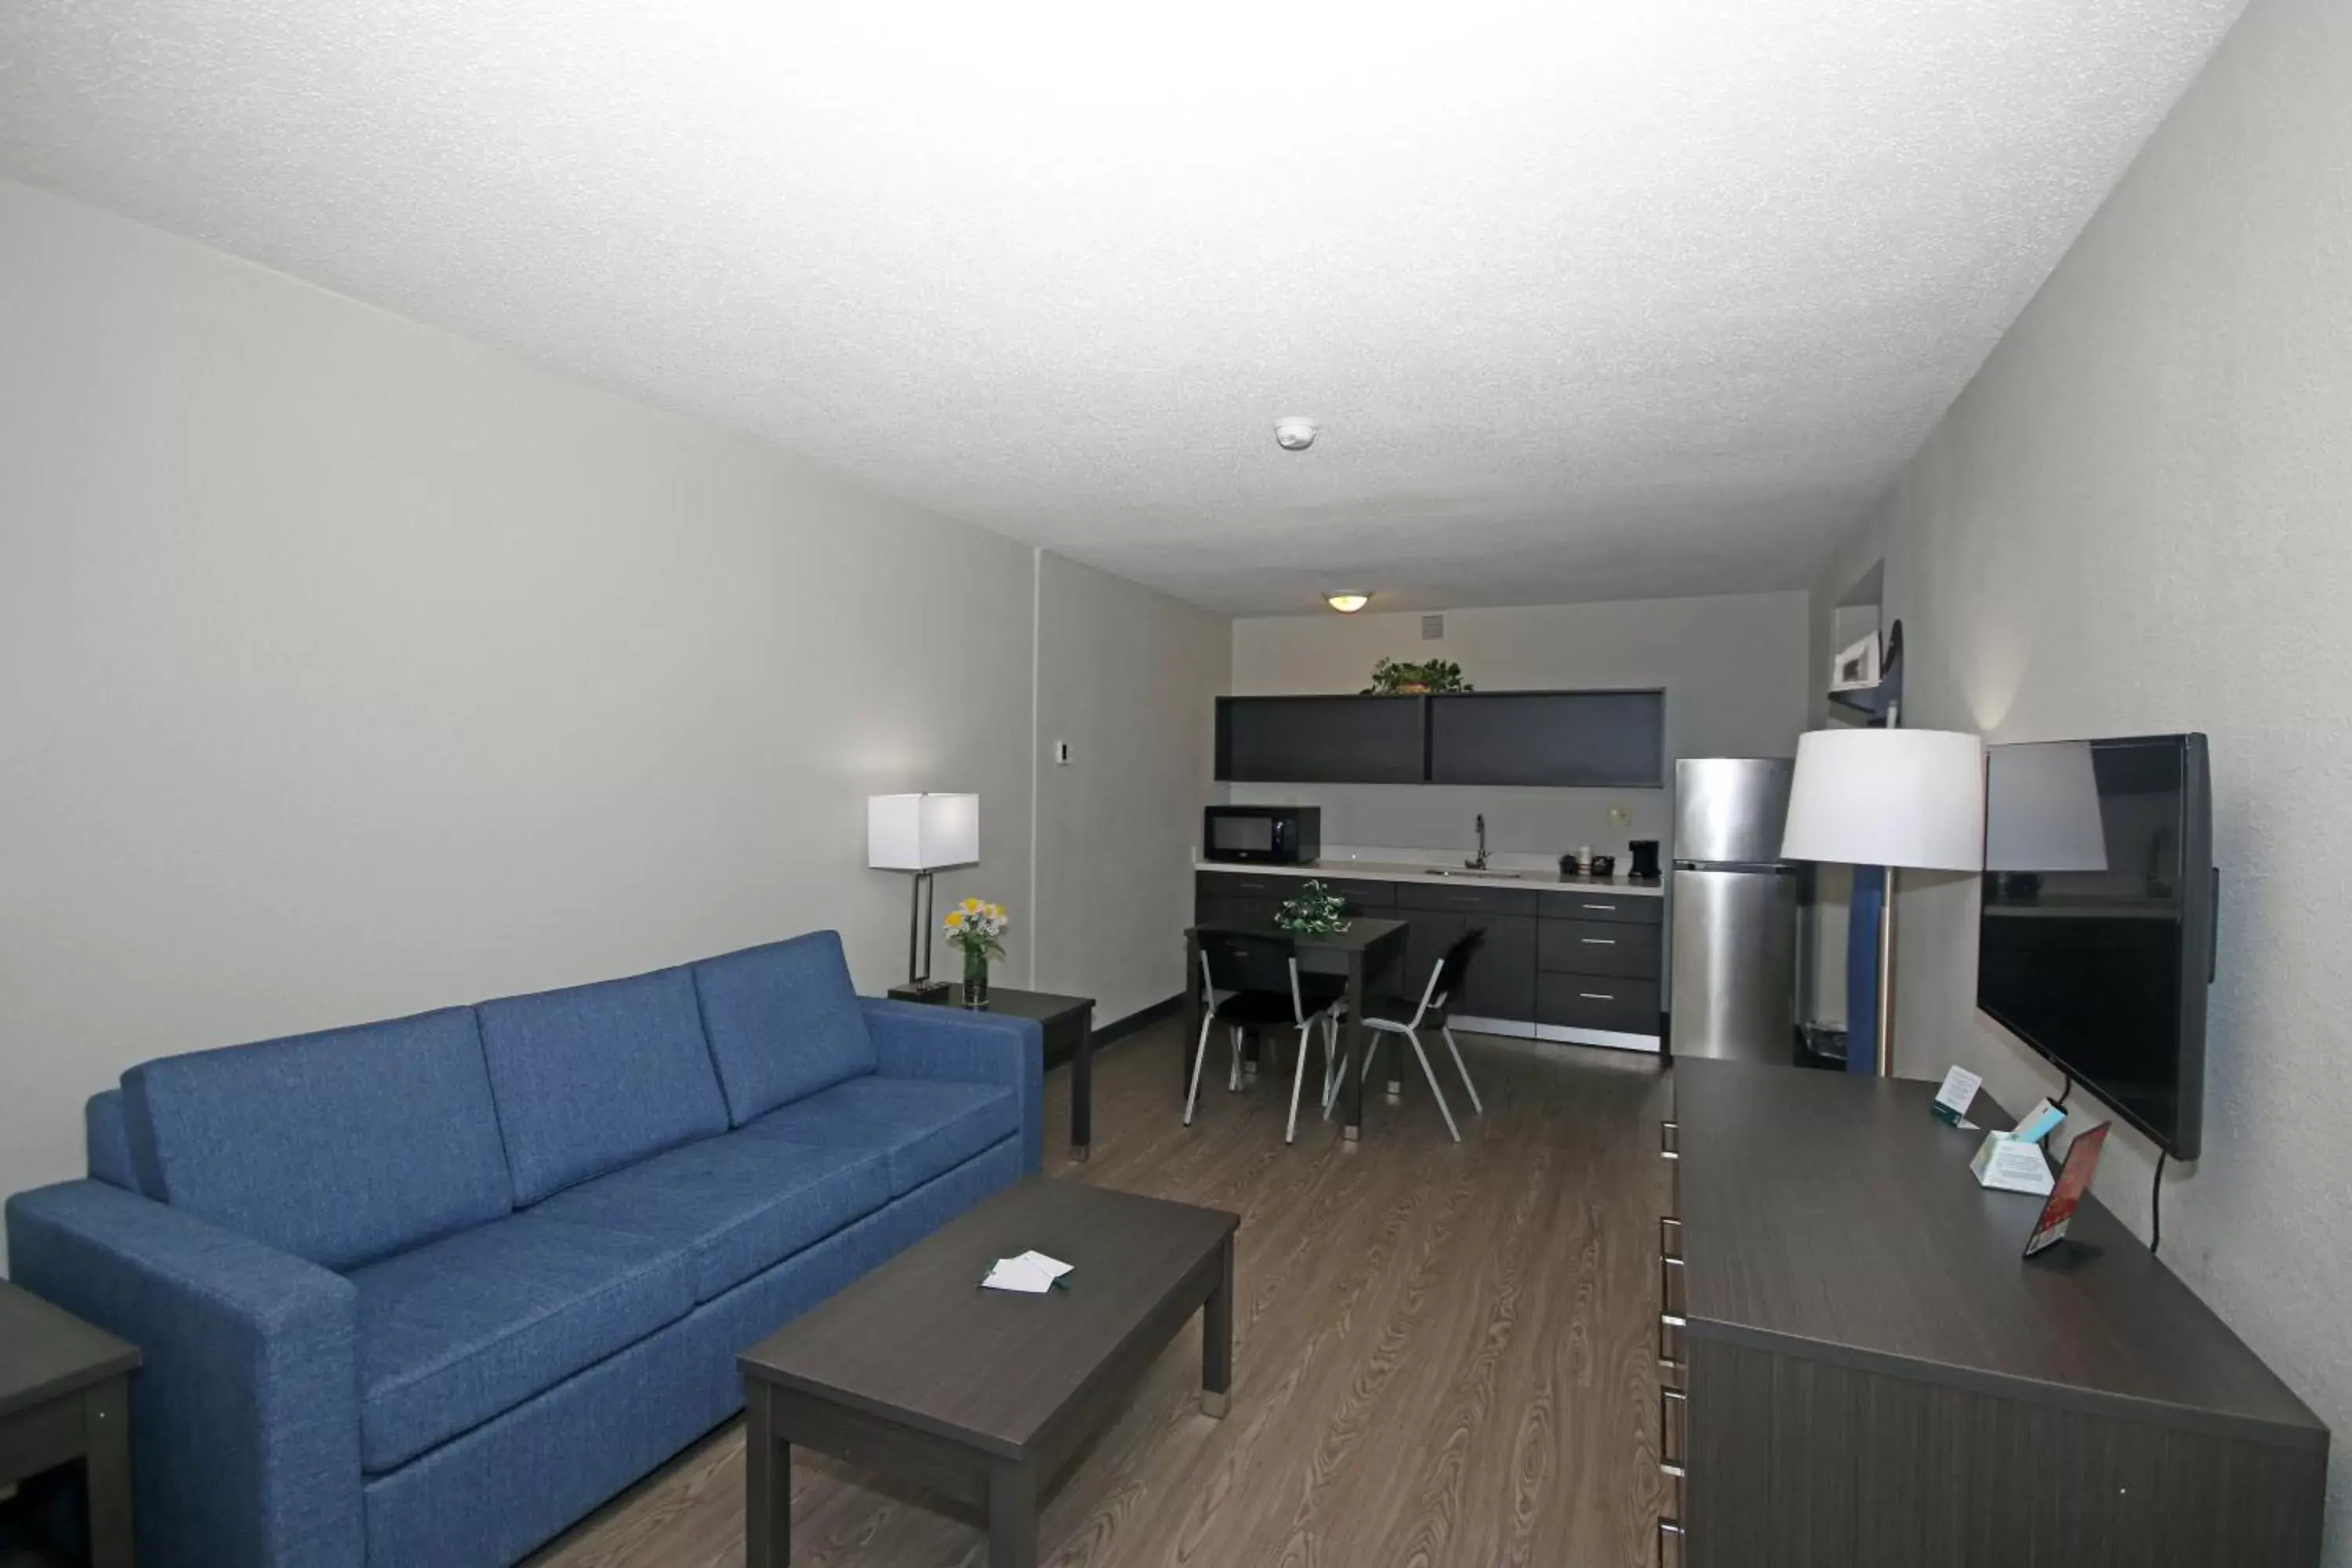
{"left": 1780, "top": 729, "right": 1985, "bottom": 872}
{"left": 866, "top": 793, "right": 979, "bottom": 871}
{"left": 1984, "top": 740, "right": 2109, "bottom": 873}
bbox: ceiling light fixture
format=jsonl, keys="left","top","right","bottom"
{"left": 1326, "top": 593, "right": 1370, "bottom": 614}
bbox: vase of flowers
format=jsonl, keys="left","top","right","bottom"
{"left": 943, "top": 897, "right": 1009, "bottom": 1008}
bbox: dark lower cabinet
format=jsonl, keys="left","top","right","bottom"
{"left": 1451, "top": 914, "right": 1535, "bottom": 1020}
{"left": 1194, "top": 869, "right": 1661, "bottom": 1041}
{"left": 1535, "top": 973, "right": 1660, "bottom": 1034}
{"left": 1664, "top": 1063, "right": 2328, "bottom": 1568}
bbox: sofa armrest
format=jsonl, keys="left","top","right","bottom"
{"left": 860, "top": 999, "right": 1044, "bottom": 1173}
{"left": 5, "top": 1180, "right": 361, "bottom": 1568}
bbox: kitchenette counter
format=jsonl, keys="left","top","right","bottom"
{"left": 1193, "top": 858, "right": 1664, "bottom": 897}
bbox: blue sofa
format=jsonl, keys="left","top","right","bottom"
{"left": 4, "top": 931, "right": 1042, "bottom": 1568}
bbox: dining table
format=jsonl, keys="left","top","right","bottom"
{"left": 1181, "top": 917, "right": 1410, "bottom": 1141}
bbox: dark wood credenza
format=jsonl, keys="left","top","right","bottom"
{"left": 1661, "top": 1061, "right": 2328, "bottom": 1567}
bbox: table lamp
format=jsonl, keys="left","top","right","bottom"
{"left": 1780, "top": 728, "right": 1984, "bottom": 1076}
{"left": 868, "top": 793, "right": 979, "bottom": 1001}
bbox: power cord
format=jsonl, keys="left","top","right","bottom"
{"left": 2053, "top": 1073, "right": 2073, "bottom": 1109}
{"left": 2151, "top": 1150, "right": 2169, "bottom": 1257}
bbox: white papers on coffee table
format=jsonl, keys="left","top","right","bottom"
{"left": 980, "top": 1250, "right": 1074, "bottom": 1294}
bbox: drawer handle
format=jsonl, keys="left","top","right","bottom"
{"left": 1659, "top": 1216, "right": 1682, "bottom": 1258}
{"left": 1661, "top": 1387, "right": 1687, "bottom": 1468}
{"left": 1659, "top": 1519, "right": 1686, "bottom": 1568}
{"left": 1581, "top": 938, "right": 1617, "bottom": 946}
{"left": 1583, "top": 902, "right": 1616, "bottom": 909}
{"left": 1581, "top": 991, "right": 1616, "bottom": 1001}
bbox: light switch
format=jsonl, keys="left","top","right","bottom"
{"left": 1054, "top": 741, "right": 1072, "bottom": 765}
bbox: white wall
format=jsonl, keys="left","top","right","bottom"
{"left": 0, "top": 178, "right": 1221, "bottom": 1252}
{"left": 1229, "top": 593, "right": 1810, "bottom": 861}
{"left": 1032, "top": 552, "right": 1229, "bottom": 1022}
{"left": 1855, "top": 0, "right": 2352, "bottom": 1546}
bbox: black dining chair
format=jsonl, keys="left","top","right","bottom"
{"left": 1327, "top": 927, "right": 1486, "bottom": 1142}
{"left": 1187, "top": 931, "right": 1345, "bottom": 1143}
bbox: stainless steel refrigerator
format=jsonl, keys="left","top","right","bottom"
{"left": 1670, "top": 757, "right": 1798, "bottom": 1062}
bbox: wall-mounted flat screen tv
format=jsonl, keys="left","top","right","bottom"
{"left": 1976, "top": 734, "right": 2215, "bottom": 1160}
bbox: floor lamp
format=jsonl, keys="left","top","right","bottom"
{"left": 1781, "top": 729, "right": 1984, "bottom": 1076}
{"left": 867, "top": 793, "right": 979, "bottom": 1002}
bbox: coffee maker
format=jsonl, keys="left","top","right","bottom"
{"left": 1627, "top": 839, "right": 1662, "bottom": 882}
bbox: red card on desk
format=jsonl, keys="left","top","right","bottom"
{"left": 2024, "top": 1121, "right": 2111, "bottom": 1258}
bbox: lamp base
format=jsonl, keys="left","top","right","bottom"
{"left": 888, "top": 979, "right": 953, "bottom": 1004}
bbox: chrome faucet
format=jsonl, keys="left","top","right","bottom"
{"left": 1467, "top": 814, "right": 1489, "bottom": 870}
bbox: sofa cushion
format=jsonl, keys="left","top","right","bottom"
{"left": 690, "top": 932, "right": 878, "bottom": 1125}
{"left": 531, "top": 1131, "right": 890, "bottom": 1301}
{"left": 84, "top": 1090, "right": 143, "bottom": 1195}
{"left": 740, "top": 1076, "right": 1018, "bottom": 1196}
{"left": 477, "top": 967, "right": 730, "bottom": 1205}
{"left": 122, "top": 1008, "right": 514, "bottom": 1270}
{"left": 350, "top": 1212, "right": 693, "bottom": 1473}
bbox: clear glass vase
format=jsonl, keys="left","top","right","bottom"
{"left": 961, "top": 944, "right": 990, "bottom": 1009}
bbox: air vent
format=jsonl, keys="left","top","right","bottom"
{"left": 1421, "top": 613, "right": 1446, "bottom": 641}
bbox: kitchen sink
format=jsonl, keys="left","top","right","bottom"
{"left": 1426, "top": 867, "right": 1531, "bottom": 880}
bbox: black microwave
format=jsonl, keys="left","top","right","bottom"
{"left": 1203, "top": 805, "right": 1322, "bottom": 865}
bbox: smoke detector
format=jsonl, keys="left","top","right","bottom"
{"left": 1273, "top": 416, "right": 1318, "bottom": 452}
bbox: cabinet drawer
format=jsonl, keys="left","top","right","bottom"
{"left": 1535, "top": 974, "right": 1661, "bottom": 1034}
{"left": 1319, "top": 877, "right": 1396, "bottom": 909}
{"left": 1543, "top": 890, "right": 1662, "bottom": 925}
{"left": 1395, "top": 881, "right": 1540, "bottom": 917}
{"left": 1538, "top": 918, "right": 1662, "bottom": 978}
{"left": 1195, "top": 869, "right": 1298, "bottom": 902}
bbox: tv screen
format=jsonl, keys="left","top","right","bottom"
{"left": 1976, "top": 734, "right": 2214, "bottom": 1160}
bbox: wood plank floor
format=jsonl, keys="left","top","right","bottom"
{"left": 532, "top": 1019, "right": 1671, "bottom": 1568}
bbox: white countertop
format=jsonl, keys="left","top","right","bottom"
{"left": 1194, "top": 857, "right": 1665, "bottom": 898}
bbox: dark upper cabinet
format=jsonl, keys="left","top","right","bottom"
{"left": 1215, "top": 689, "right": 1664, "bottom": 787}
{"left": 1215, "top": 695, "right": 1426, "bottom": 784}
{"left": 1428, "top": 690, "right": 1664, "bottom": 787}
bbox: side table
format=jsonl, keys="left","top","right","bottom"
{"left": 889, "top": 984, "right": 1095, "bottom": 1160}
{"left": 1, "top": 1280, "right": 139, "bottom": 1568}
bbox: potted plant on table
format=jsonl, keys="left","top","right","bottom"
{"left": 1273, "top": 880, "right": 1351, "bottom": 936}
{"left": 942, "top": 898, "right": 1010, "bottom": 1008}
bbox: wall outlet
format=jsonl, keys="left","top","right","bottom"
{"left": 1054, "top": 740, "right": 1072, "bottom": 765}
{"left": 1608, "top": 804, "right": 1632, "bottom": 829}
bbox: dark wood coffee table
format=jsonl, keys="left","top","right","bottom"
{"left": 737, "top": 1178, "right": 1238, "bottom": 1567}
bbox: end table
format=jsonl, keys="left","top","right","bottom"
{"left": 1, "top": 1280, "right": 139, "bottom": 1568}
{"left": 888, "top": 984, "right": 1095, "bottom": 1160}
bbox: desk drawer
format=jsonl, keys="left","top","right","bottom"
{"left": 1538, "top": 918, "right": 1661, "bottom": 978}
{"left": 1535, "top": 974, "right": 1661, "bottom": 1034}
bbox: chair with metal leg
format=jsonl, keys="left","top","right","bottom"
{"left": 1185, "top": 931, "right": 1343, "bottom": 1143}
{"left": 1326, "top": 929, "right": 1486, "bottom": 1142}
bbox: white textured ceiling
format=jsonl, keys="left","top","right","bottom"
{"left": 0, "top": 1, "right": 2243, "bottom": 614}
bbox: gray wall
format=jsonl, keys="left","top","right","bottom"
{"left": 1854, "top": 0, "right": 2352, "bottom": 1546}
{"left": 1033, "top": 552, "right": 1229, "bottom": 1022}
{"left": 1228, "top": 593, "right": 1812, "bottom": 862}
{"left": 0, "top": 178, "right": 1224, "bottom": 1248}
{"left": 1801, "top": 523, "right": 1892, "bottom": 1025}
